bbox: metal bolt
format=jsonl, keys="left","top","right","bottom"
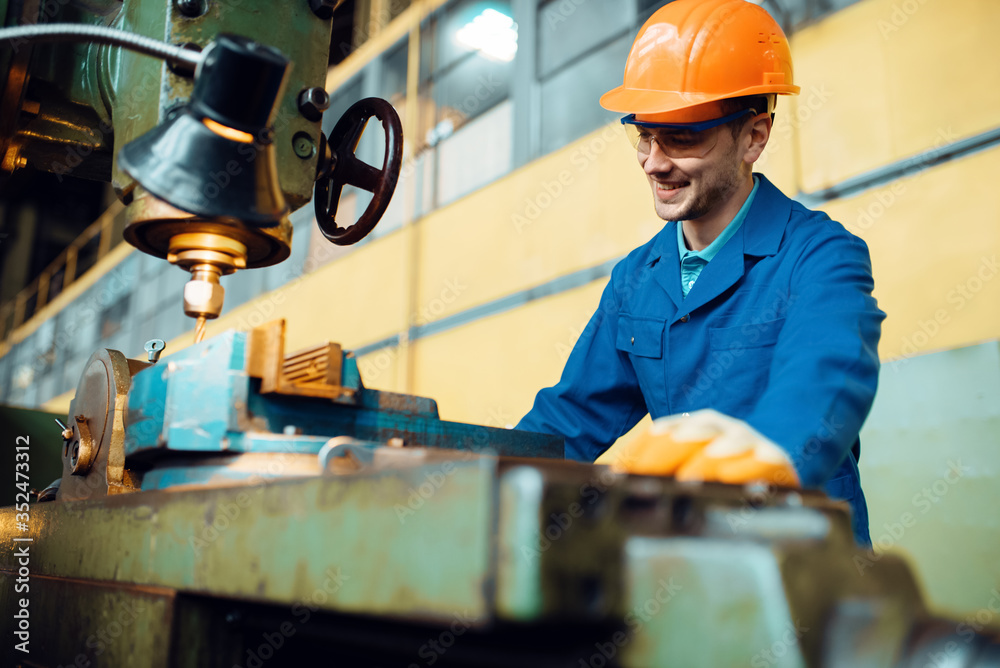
{"left": 292, "top": 132, "right": 317, "bottom": 159}
{"left": 297, "top": 87, "right": 330, "bottom": 122}
{"left": 174, "top": 0, "right": 207, "bottom": 18}
{"left": 55, "top": 418, "right": 73, "bottom": 441}
{"left": 144, "top": 339, "right": 166, "bottom": 363}
{"left": 308, "top": 0, "right": 344, "bottom": 20}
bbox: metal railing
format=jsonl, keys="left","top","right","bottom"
{"left": 0, "top": 201, "right": 125, "bottom": 344}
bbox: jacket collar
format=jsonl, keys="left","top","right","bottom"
{"left": 647, "top": 174, "right": 791, "bottom": 316}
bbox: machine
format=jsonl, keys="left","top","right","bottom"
{"left": 1, "top": 1, "right": 999, "bottom": 666}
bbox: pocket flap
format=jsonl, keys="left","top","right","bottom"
{"left": 616, "top": 315, "right": 665, "bottom": 358}
{"left": 709, "top": 318, "right": 784, "bottom": 350}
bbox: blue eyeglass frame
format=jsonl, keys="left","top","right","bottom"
{"left": 620, "top": 107, "right": 757, "bottom": 132}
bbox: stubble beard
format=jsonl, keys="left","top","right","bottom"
{"left": 654, "top": 140, "right": 746, "bottom": 223}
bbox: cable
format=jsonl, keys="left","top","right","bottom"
{"left": 0, "top": 23, "right": 202, "bottom": 70}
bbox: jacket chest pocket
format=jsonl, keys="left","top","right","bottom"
{"left": 616, "top": 315, "right": 667, "bottom": 409}
{"left": 616, "top": 315, "right": 665, "bottom": 358}
{"left": 703, "top": 318, "right": 785, "bottom": 400}
{"left": 708, "top": 317, "right": 784, "bottom": 351}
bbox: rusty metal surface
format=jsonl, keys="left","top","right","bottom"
{"left": 0, "top": 573, "right": 176, "bottom": 667}
{"left": 4, "top": 458, "right": 500, "bottom": 623}
{"left": 3, "top": 451, "right": 999, "bottom": 665}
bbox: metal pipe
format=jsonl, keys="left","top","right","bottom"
{"left": 0, "top": 24, "right": 202, "bottom": 71}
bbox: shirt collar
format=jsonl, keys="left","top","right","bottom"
{"left": 676, "top": 174, "right": 761, "bottom": 263}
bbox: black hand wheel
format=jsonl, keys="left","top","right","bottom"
{"left": 314, "top": 97, "right": 403, "bottom": 246}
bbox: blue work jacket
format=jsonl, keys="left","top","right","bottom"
{"left": 518, "top": 175, "right": 885, "bottom": 545}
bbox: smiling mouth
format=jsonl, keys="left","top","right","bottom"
{"left": 655, "top": 182, "right": 689, "bottom": 194}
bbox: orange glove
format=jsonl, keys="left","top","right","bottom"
{"left": 595, "top": 409, "right": 800, "bottom": 487}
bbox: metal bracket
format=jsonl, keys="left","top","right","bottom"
{"left": 248, "top": 319, "right": 354, "bottom": 401}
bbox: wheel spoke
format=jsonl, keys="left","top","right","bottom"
{"left": 341, "top": 155, "right": 381, "bottom": 193}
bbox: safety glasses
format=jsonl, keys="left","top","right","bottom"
{"left": 621, "top": 108, "right": 757, "bottom": 158}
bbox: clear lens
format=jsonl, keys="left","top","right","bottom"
{"left": 624, "top": 123, "right": 723, "bottom": 158}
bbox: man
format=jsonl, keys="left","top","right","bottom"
{"left": 516, "top": 0, "right": 884, "bottom": 545}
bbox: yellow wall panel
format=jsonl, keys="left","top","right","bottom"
{"left": 880, "top": 0, "right": 1000, "bottom": 160}
{"left": 408, "top": 281, "right": 607, "bottom": 426}
{"left": 357, "top": 344, "right": 406, "bottom": 394}
{"left": 792, "top": 0, "right": 896, "bottom": 191}
{"left": 755, "top": 98, "right": 801, "bottom": 194}
{"left": 821, "top": 146, "right": 1000, "bottom": 360}
{"left": 793, "top": 0, "right": 1000, "bottom": 192}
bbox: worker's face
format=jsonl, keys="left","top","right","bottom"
{"left": 638, "top": 115, "right": 765, "bottom": 223}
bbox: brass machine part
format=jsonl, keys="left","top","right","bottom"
{"left": 167, "top": 232, "right": 248, "bottom": 342}
{"left": 58, "top": 348, "right": 150, "bottom": 501}
{"left": 248, "top": 319, "right": 355, "bottom": 401}
{"left": 122, "top": 187, "right": 293, "bottom": 341}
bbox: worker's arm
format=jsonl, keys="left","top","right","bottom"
{"left": 516, "top": 267, "right": 648, "bottom": 461}
{"left": 743, "top": 224, "right": 884, "bottom": 486}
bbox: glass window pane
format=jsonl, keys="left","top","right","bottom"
{"left": 325, "top": 75, "right": 364, "bottom": 137}
{"left": 432, "top": 0, "right": 516, "bottom": 73}
{"left": 436, "top": 100, "right": 512, "bottom": 206}
{"left": 537, "top": 0, "right": 630, "bottom": 79}
{"left": 381, "top": 40, "right": 409, "bottom": 104}
{"left": 431, "top": 54, "right": 512, "bottom": 130}
{"left": 539, "top": 33, "right": 632, "bottom": 155}
{"left": 420, "top": 18, "right": 434, "bottom": 82}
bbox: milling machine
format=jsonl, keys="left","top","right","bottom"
{"left": 1, "top": 1, "right": 999, "bottom": 667}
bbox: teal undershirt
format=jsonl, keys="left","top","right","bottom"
{"left": 677, "top": 175, "right": 761, "bottom": 298}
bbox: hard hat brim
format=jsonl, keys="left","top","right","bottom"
{"left": 599, "top": 84, "right": 800, "bottom": 116}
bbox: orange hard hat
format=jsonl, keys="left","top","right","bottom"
{"left": 600, "top": 0, "right": 800, "bottom": 120}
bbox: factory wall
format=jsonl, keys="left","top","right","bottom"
{"left": 0, "top": 0, "right": 997, "bottom": 619}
